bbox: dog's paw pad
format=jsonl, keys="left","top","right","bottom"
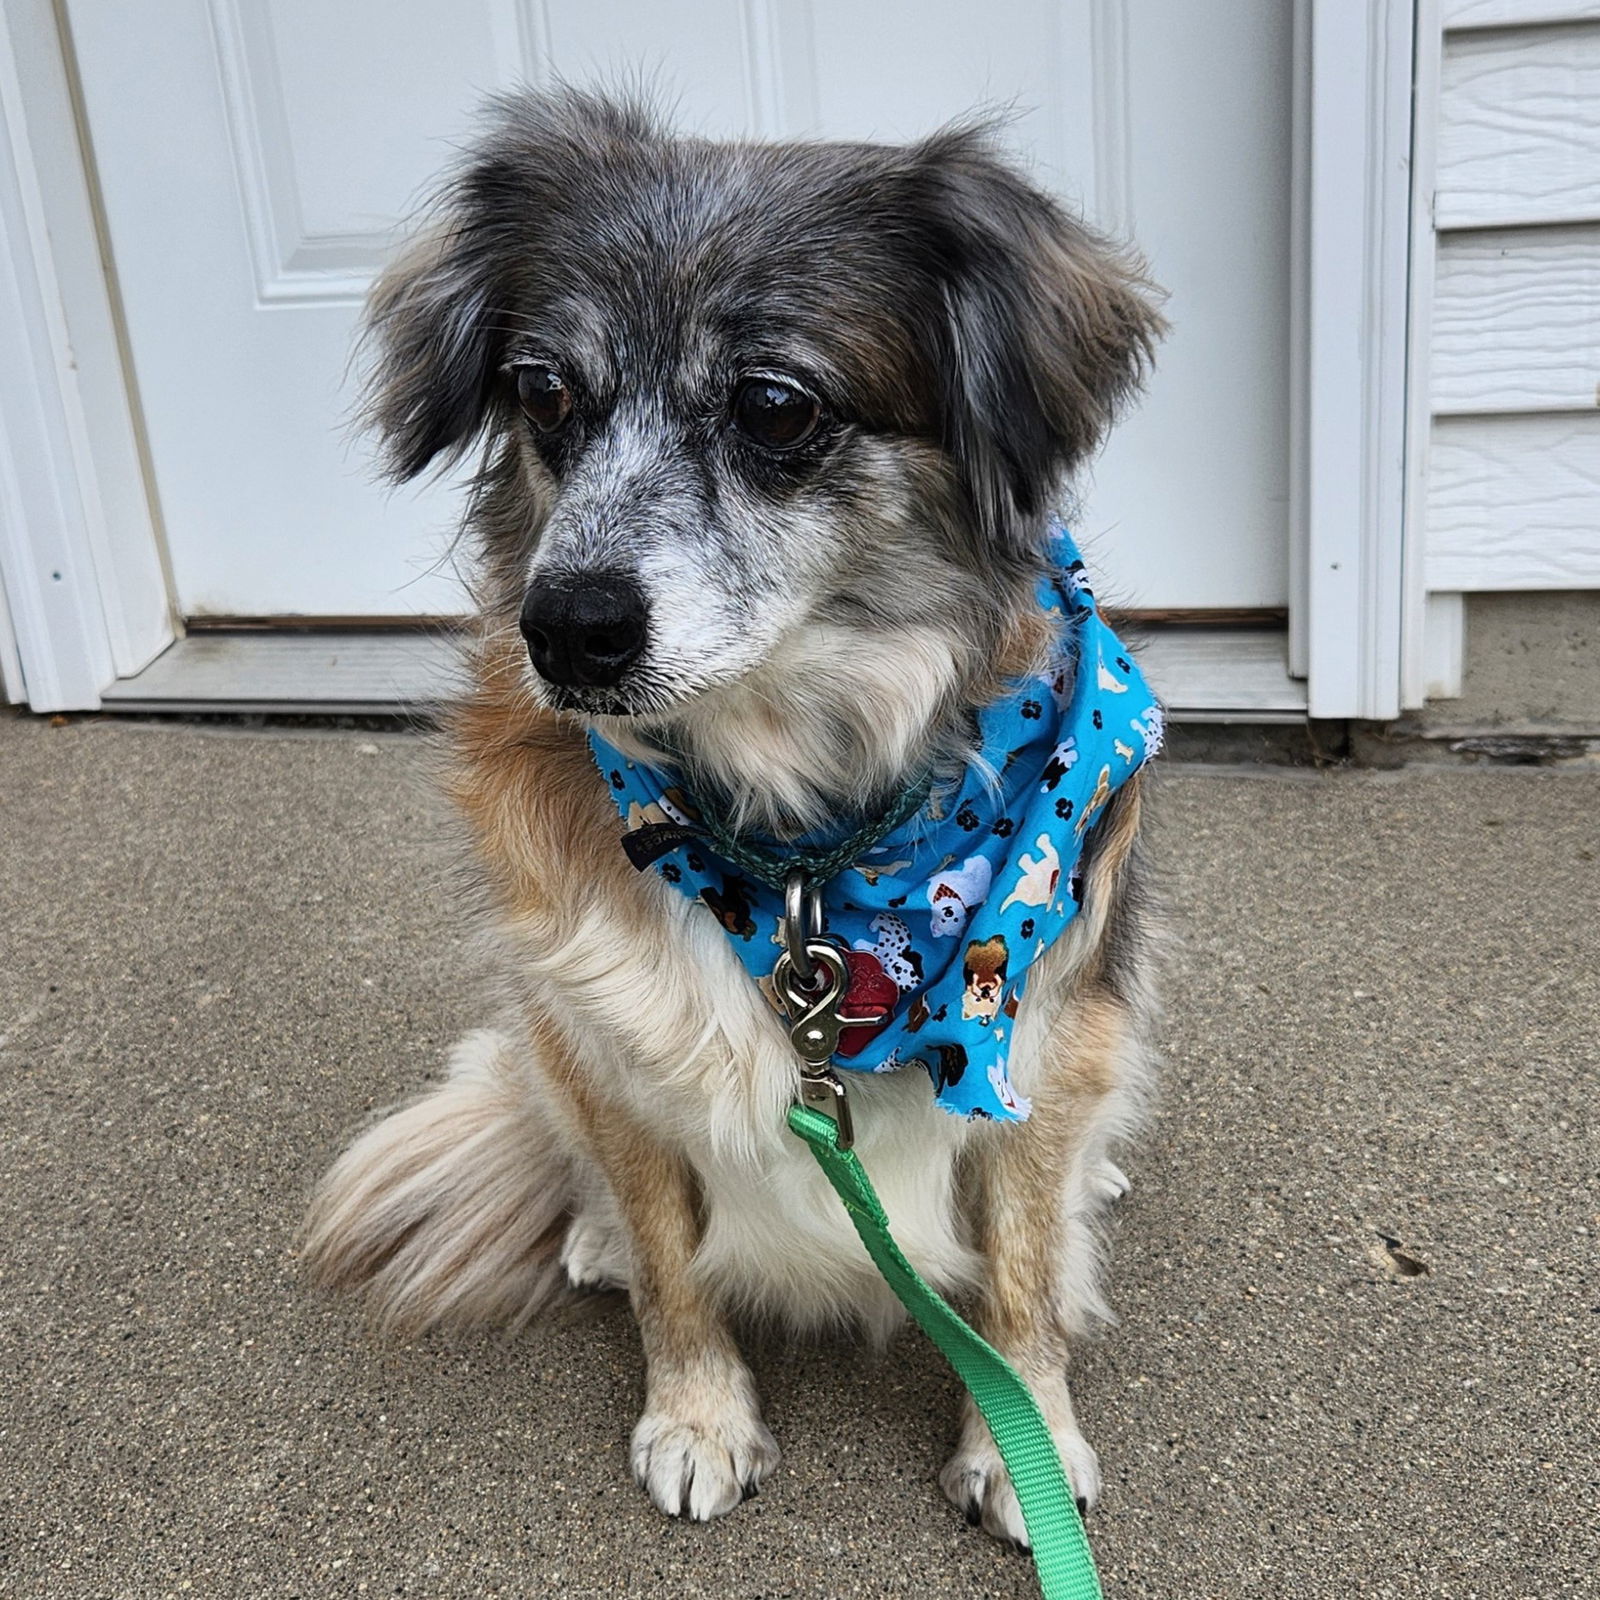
{"left": 631, "top": 1409, "right": 779, "bottom": 1522}
{"left": 559, "top": 1214, "right": 629, "bottom": 1291}
{"left": 940, "top": 1427, "right": 1100, "bottom": 1550}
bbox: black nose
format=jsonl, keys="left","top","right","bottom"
{"left": 519, "top": 571, "right": 649, "bottom": 689}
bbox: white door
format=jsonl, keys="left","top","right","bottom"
{"left": 66, "top": 0, "right": 1291, "bottom": 620}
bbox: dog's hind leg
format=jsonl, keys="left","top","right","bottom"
{"left": 939, "top": 987, "right": 1136, "bottom": 1547}
{"left": 559, "top": 1172, "right": 631, "bottom": 1291}
{"left": 299, "top": 1027, "right": 573, "bottom": 1333}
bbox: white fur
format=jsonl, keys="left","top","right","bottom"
{"left": 503, "top": 875, "right": 988, "bottom": 1334}
{"left": 631, "top": 1362, "right": 780, "bottom": 1520}
{"left": 605, "top": 619, "right": 968, "bottom": 836}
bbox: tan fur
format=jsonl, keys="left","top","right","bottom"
{"left": 937, "top": 775, "right": 1148, "bottom": 1535}
{"left": 446, "top": 633, "right": 640, "bottom": 921}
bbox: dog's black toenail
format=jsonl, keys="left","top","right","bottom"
{"left": 741, "top": 1479, "right": 760, "bottom": 1502}
{"left": 1076, "top": 1497, "right": 1090, "bottom": 1516}
{"left": 964, "top": 1503, "right": 981, "bottom": 1527}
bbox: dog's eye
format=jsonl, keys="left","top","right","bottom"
{"left": 732, "top": 378, "right": 820, "bottom": 450}
{"left": 516, "top": 366, "right": 572, "bottom": 433}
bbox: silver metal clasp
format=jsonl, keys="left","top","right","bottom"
{"left": 781, "top": 870, "right": 825, "bottom": 990}
{"left": 774, "top": 870, "right": 855, "bottom": 1149}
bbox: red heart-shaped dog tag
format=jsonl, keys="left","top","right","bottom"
{"left": 835, "top": 950, "right": 900, "bottom": 1057}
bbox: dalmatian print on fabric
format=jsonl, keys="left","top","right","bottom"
{"left": 854, "top": 913, "right": 923, "bottom": 995}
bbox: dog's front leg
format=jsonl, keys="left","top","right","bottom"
{"left": 940, "top": 988, "right": 1132, "bottom": 1546}
{"left": 583, "top": 1103, "right": 779, "bottom": 1521}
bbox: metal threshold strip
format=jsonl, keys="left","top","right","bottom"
{"left": 98, "top": 626, "right": 1307, "bottom": 721}
{"left": 99, "top": 631, "right": 466, "bottom": 717}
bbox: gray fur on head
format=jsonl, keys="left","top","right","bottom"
{"left": 363, "top": 86, "right": 1164, "bottom": 832}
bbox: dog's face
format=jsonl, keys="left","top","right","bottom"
{"left": 366, "top": 91, "right": 1161, "bottom": 732}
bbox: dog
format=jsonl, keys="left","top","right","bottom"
{"left": 854, "top": 912, "right": 924, "bottom": 995}
{"left": 925, "top": 854, "right": 994, "bottom": 940}
{"left": 301, "top": 87, "right": 1163, "bottom": 1546}
{"left": 960, "top": 935, "right": 1010, "bottom": 1023}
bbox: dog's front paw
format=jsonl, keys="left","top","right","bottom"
{"left": 630, "top": 1400, "right": 779, "bottom": 1521}
{"left": 939, "top": 1422, "right": 1101, "bottom": 1549}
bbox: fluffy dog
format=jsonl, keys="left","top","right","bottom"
{"left": 302, "top": 88, "right": 1163, "bottom": 1544}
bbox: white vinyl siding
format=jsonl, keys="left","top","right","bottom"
{"left": 1428, "top": 413, "right": 1600, "bottom": 587}
{"left": 1432, "top": 228, "right": 1600, "bottom": 413}
{"left": 1422, "top": 12, "right": 1600, "bottom": 593}
{"left": 1436, "top": 23, "right": 1600, "bottom": 227}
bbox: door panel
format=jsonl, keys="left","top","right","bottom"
{"left": 67, "top": 0, "right": 1290, "bottom": 617}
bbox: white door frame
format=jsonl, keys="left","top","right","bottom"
{"left": 0, "top": 0, "right": 172, "bottom": 712}
{"left": 0, "top": 0, "right": 1422, "bottom": 719}
{"left": 1291, "top": 0, "right": 1418, "bottom": 722}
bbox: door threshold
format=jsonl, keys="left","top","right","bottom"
{"left": 99, "top": 630, "right": 464, "bottom": 716}
{"left": 1135, "top": 626, "right": 1307, "bottom": 721}
{"left": 97, "top": 626, "right": 1307, "bottom": 721}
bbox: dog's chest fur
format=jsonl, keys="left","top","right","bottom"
{"left": 448, "top": 669, "right": 1129, "bottom": 1322}
{"left": 507, "top": 848, "right": 988, "bottom": 1336}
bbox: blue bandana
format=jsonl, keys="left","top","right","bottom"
{"left": 588, "top": 529, "right": 1162, "bottom": 1122}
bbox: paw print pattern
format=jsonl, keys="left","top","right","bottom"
{"left": 955, "top": 805, "right": 980, "bottom": 832}
{"left": 1054, "top": 798, "right": 1075, "bottom": 821}
{"left": 1020, "top": 699, "right": 1042, "bottom": 720}
{"left": 1020, "top": 918, "right": 1035, "bottom": 940}
{"left": 660, "top": 863, "right": 681, "bottom": 883}
{"left": 991, "top": 817, "right": 1015, "bottom": 838}
{"left": 1041, "top": 737, "right": 1079, "bottom": 792}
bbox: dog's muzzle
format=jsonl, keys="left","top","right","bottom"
{"left": 519, "top": 571, "right": 648, "bottom": 690}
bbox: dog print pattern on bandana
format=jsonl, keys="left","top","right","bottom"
{"left": 589, "top": 527, "right": 1163, "bottom": 1122}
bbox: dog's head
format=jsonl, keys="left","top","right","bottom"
{"left": 365, "top": 89, "right": 1161, "bottom": 797}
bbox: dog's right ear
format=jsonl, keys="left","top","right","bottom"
{"left": 362, "top": 88, "right": 664, "bottom": 482}
{"left": 361, "top": 211, "right": 505, "bottom": 482}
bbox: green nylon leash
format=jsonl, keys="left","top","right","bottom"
{"left": 788, "top": 1103, "right": 1104, "bottom": 1600}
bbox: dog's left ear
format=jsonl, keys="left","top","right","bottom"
{"left": 912, "top": 125, "right": 1167, "bottom": 549}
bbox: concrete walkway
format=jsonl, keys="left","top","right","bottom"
{"left": 1, "top": 711, "right": 1594, "bottom": 1599}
